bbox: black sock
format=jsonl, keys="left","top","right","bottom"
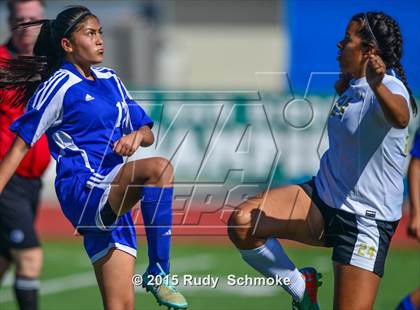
{"left": 14, "top": 276, "right": 39, "bottom": 310}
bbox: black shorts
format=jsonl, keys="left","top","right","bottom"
{"left": 0, "top": 174, "right": 42, "bottom": 260}
{"left": 299, "top": 178, "right": 399, "bottom": 278}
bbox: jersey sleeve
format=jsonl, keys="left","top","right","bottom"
{"left": 9, "top": 72, "right": 69, "bottom": 146}
{"left": 373, "top": 76, "right": 411, "bottom": 126}
{"left": 116, "top": 77, "right": 154, "bottom": 132}
{"left": 411, "top": 128, "right": 420, "bottom": 159}
{"left": 126, "top": 99, "right": 154, "bottom": 130}
{"left": 383, "top": 77, "right": 410, "bottom": 108}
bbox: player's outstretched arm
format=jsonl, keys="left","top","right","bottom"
{"left": 0, "top": 136, "right": 30, "bottom": 194}
{"left": 408, "top": 156, "right": 420, "bottom": 241}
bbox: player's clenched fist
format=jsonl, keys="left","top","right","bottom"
{"left": 366, "top": 54, "right": 386, "bottom": 89}
{"left": 113, "top": 131, "right": 143, "bottom": 156}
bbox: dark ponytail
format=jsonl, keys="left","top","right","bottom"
{"left": 33, "top": 19, "right": 63, "bottom": 77}
{"left": 393, "top": 61, "right": 415, "bottom": 111}
{"left": 351, "top": 12, "right": 417, "bottom": 115}
{"left": 0, "top": 6, "right": 96, "bottom": 107}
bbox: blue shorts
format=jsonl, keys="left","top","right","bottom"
{"left": 55, "top": 164, "right": 137, "bottom": 264}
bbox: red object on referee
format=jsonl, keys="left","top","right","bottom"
{"left": 0, "top": 43, "right": 50, "bottom": 179}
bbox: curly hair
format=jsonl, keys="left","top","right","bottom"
{"left": 352, "top": 12, "right": 417, "bottom": 115}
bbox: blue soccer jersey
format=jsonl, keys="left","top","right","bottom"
{"left": 10, "top": 61, "right": 153, "bottom": 187}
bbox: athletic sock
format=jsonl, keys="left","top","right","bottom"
{"left": 14, "top": 275, "right": 40, "bottom": 310}
{"left": 141, "top": 186, "right": 173, "bottom": 276}
{"left": 239, "top": 238, "right": 305, "bottom": 301}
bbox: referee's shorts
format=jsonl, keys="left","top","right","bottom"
{"left": 0, "top": 174, "right": 42, "bottom": 260}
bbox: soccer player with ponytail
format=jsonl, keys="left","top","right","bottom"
{"left": 0, "top": 5, "right": 187, "bottom": 309}
{"left": 228, "top": 11, "right": 416, "bottom": 310}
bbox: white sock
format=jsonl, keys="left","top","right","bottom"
{"left": 239, "top": 238, "right": 306, "bottom": 301}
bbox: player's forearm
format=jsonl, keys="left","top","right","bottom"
{"left": 372, "top": 83, "right": 409, "bottom": 129}
{"left": 138, "top": 126, "right": 154, "bottom": 147}
{"left": 0, "top": 136, "right": 30, "bottom": 194}
{"left": 408, "top": 157, "right": 420, "bottom": 217}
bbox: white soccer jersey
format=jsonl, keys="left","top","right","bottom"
{"left": 315, "top": 74, "right": 411, "bottom": 221}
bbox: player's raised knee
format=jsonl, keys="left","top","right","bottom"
{"left": 228, "top": 205, "right": 256, "bottom": 245}
{"left": 152, "top": 157, "right": 174, "bottom": 182}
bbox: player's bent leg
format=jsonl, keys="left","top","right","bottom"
{"left": 107, "top": 158, "right": 187, "bottom": 309}
{"left": 228, "top": 185, "right": 325, "bottom": 248}
{"left": 228, "top": 185, "right": 325, "bottom": 309}
{"left": 11, "top": 247, "right": 42, "bottom": 310}
{"left": 333, "top": 262, "right": 380, "bottom": 310}
{"left": 93, "top": 248, "right": 135, "bottom": 310}
{"left": 108, "top": 157, "right": 174, "bottom": 215}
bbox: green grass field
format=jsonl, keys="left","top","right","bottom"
{"left": 0, "top": 240, "right": 418, "bottom": 310}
